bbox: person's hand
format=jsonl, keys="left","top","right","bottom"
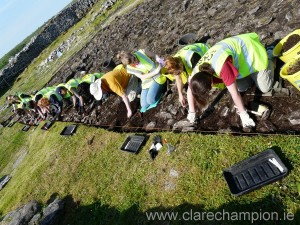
{"left": 155, "top": 55, "right": 165, "bottom": 66}
{"left": 187, "top": 111, "right": 196, "bottom": 123}
{"left": 79, "top": 106, "right": 85, "bottom": 114}
{"left": 179, "top": 94, "right": 187, "bottom": 108}
{"left": 239, "top": 111, "right": 255, "bottom": 128}
{"left": 127, "top": 109, "right": 133, "bottom": 118}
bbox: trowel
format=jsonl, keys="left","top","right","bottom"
{"left": 163, "top": 139, "right": 175, "bottom": 154}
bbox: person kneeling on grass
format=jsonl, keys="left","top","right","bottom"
{"left": 89, "top": 65, "right": 140, "bottom": 118}
{"left": 187, "top": 33, "right": 275, "bottom": 128}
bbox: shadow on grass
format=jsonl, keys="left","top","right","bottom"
{"left": 56, "top": 194, "right": 300, "bottom": 225}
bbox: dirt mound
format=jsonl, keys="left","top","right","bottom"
{"left": 45, "top": 0, "right": 300, "bottom": 134}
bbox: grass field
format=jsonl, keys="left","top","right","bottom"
{"left": 0, "top": 122, "right": 299, "bottom": 224}
{"left": 0, "top": 0, "right": 300, "bottom": 224}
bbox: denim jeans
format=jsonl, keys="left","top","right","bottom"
{"left": 140, "top": 81, "right": 166, "bottom": 109}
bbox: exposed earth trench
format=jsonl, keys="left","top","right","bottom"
{"left": 18, "top": 0, "right": 300, "bottom": 134}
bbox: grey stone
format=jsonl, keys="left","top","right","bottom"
{"left": 157, "top": 112, "right": 173, "bottom": 120}
{"left": 40, "top": 198, "right": 64, "bottom": 225}
{"left": 207, "top": 8, "right": 217, "bottom": 17}
{"left": 288, "top": 111, "right": 300, "bottom": 125}
{"left": 173, "top": 120, "right": 194, "bottom": 130}
{"left": 248, "top": 6, "right": 260, "bottom": 15}
{"left": 145, "top": 121, "right": 156, "bottom": 130}
{"left": 167, "top": 105, "right": 178, "bottom": 115}
{"left": 167, "top": 119, "right": 175, "bottom": 126}
{"left": 285, "top": 12, "right": 293, "bottom": 21}
{"left": 2, "top": 200, "right": 41, "bottom": 225}
{"left": 28, "top": 213, "right": 42, "bottom": 225}
{"left": 182, "top": 126, "right": 195, "bottom": 132}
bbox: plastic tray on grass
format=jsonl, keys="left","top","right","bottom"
{"left": 7, "top": 122, "right": 15, "bottom": 127}
{"left": 223, "top": 148, "right": 288, "bottom": 196}
{"left": 120, "top": 135, "right": 147, "bottom": 153}
{"left": 60, "top": 124, "right": 77, "bottom": 136}
{"left": 41, "top": 121, "right": 53, "bottom": 130}
{"left": 1, "top": 120, "right": 10, "bottom": 127}
{"left": 21, "top": 125, "right": 31, "bottom": 131}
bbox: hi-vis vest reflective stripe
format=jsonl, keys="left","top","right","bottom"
{"left": 44, "top": 90, "right": 62, "bottom": 102}
{"left": 175, "top": 43, "right": 210, "bottom": 75}
{"left": 195, "top": 33, "right": 268, "bottom": 79}
{"left": 81, "top": 73, "right": 104, "bottom": 84}
{"left": 65, "top": 79, "right": 80, "bottom": 91}
{"left": 127, "top": 50, "right": 166, "bottom": 89}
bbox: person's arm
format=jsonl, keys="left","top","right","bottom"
{"left": 121, "top": 94, "right": 133, "bottom": 118}
{"left": 226, "top": 82, "right": 245, "bottom": 113}
{"left": 227, "top": 82, "right": 255, "bottom": 128}
{"left": 186, "top": 86, "right": 197, "bottom": 123}
{"left": 175, "top": 75, "right": 186, "bottom": 107}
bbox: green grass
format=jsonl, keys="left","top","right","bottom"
{"left": 0, "top": 123, "right": 299, "bottom": 224}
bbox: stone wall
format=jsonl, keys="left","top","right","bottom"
{"left": 0, "top": 0, "right": 99, "bottom": 90}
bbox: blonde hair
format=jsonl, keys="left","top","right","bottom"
{"left": 38, "top": 97, "right": 50, "bottom": 107}
{"left": 116, "top": 51, "right": 135, "bottom": 65}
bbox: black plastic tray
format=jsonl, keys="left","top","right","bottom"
{"left": 1, "top": 120, "right": 10, "bottom": 127}
{"left": 120, "top": 135, "right": 147, "bottom": 153}
{"left": 7, "top": 122, "right": 15, "bottom": 127}
{"left": 21, "top": 125, "right": 31, "bottom": 131}
{"left": 41, "top": 121, "right": 53, "bottom": 130}
{"left": 60, "top": 124, "right": 77, "bottom": 136}
{"left": 223, "top": 149, "right": 288, "bottom": 196}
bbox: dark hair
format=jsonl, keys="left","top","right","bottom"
{"left": 189, "top": 72, "right": 212, "bottom": 110}
{"left": 199, "top": 63, "right": 215, "bottom": 75}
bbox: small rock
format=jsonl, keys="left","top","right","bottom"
{"left": 170, "top": 168, "right": 179, "bottom": 178}
{"left": 164, "top": 181, "right": 176, "bottom": 191}
{"left": 157, "top": 112, "right": 173, "bottom": 120}
{"left": 257, "top": 17, "right": 273, "bottom": 27}
{"left": 274, "top": 31, "right": 286, "bottom": 40}
{"left": 182, "top": 126, "right": 195, "bottom": 132}
{"left": 248, "top": 6, "right": 260, "bottom": 15}
{"left": 288, "top": 111, "right": 300, "bottom": 125}
{"left": 207, "top": 8, "right": 217, "bottom": 17}
{"left": 167, "top": 119, "right": 175, "bottom": 126}
{"left": 167, "top": 105, "right": 178, "bottom": 115}
{"left": 145, "top": 121, "right": 156, "bottom": 130}
{"left": 173, "top": 119, "right": 194, "bottom": 130}
{"left": 285, "top": 12, "right": 293, "bottom": 21}
{"left": 221, "top": 107, "right": 229, "bottom": 117}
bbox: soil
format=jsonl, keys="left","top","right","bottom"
{"left": 287, "top": 58, "right": 300, "bottom": 74}
{"left": 18, "top": 0, "right": 300, "bottom": 134}
{"left": 282, "top": 34, "right": 300, "bottom": 53}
